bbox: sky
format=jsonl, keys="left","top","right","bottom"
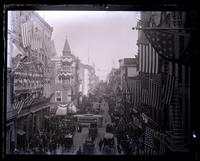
{"left": 37, "top": 11, "right": 140, "bottom": 81}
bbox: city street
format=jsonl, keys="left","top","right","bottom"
{"left": 6, "top": 10, "right": 194, "bottom": 157}
{"left": 52, "top": 101, "right": 120, "bottom": 155}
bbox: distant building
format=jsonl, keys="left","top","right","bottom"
{"left": 79, "top": 63, "right": 99, "bottom": 97}
{"left": 118, "top": 58, "right": 138, "bottom": 89}
{"left": 50, "top": 36, "right": 80, "bottom": 114}
{"left": 6, "top": 11, "right": 55, "bottom": 153}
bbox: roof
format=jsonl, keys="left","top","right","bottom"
{"left": 63, "top": 36, "right": 72, "bottom": 56}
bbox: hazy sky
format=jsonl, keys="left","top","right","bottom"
{"left": 37, "top": 11, "right": 140, "bottom": 81}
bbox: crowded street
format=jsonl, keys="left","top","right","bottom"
{"left": 5, "top": 9, "right": 196, "bottom": 158}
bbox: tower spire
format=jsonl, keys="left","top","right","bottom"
{"left": 62, "top": 35, "right": 71, "bottom": 57}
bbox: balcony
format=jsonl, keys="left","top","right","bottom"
{"left": 14, "top": 85, "right": 43, "bottom": 92}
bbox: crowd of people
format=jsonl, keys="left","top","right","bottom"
{"left": 13, "top": 116, "right": 77, "bottom": 154}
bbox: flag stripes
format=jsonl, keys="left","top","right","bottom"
{"left": 162, "top": 74, "right": 175, "bottom": 105}
{"left": 31, "top": 34, "right": 42, "bottom": 51}
{"left": 21, "top": 21, "right": 32, "bottom": 48}
{"left": 138, "top": 43, "right": 159, "bottom": 74}
{"left": 144, "top": 127, "right": 154, "bottom": 149}
{"left": 154, "top": 131, "right": 166, "bottom": 154}
{"left": 149, "top": 79, "right": 162, "bottom": 109}
{"left": 24, "top": 94, "right": 34, "bottom": 107}
{"left": 14, "top": 99, "right": 25, "bottom": 114}
{"left": 127, "top": 79, "right": 142, "bottom": 107}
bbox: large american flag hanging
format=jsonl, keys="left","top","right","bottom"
{"left": 127, "top": 78, "right": 142, "bottom": 107}
{"left": 143, "top": 29, "right": 175, "bottom": 59}
{"left": 149, "top": 77, "right": 162, "bottom": 109}
{"left": 21, "top": 21, "right": 32, "bottom": 48}
{"left": 138, "top": 43, "right": 159, "bottom": 74}
{"left": 161, "top": 74, "right": 175, "bottom": 105}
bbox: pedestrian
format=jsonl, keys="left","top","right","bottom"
{"left": 117, "top": 144, "right": 122, "bottom": 154}
{"left": 99, "top": 139, "right": 103, "bottom": 151}
{"left": 77, "top": 146, "right": 82, "bottom": 155}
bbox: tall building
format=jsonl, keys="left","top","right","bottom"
{"left": 136, "top": 11, "right": 193, "bottom": 154}
{"left": 6, "top": 11, "right": 55, "bottom": 153}
{"left": 50, "top": 36, "right": 80, "bottom": 114}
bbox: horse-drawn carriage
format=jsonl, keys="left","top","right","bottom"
{"left": 64, "top": 133, "right": 73, "bottom": 148}
{"left": 83, "top": 137, "right": 95, "bottom": 154}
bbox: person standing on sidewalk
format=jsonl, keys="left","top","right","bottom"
{"left": 99, "top": 139, "right": 103, "bottom": 151}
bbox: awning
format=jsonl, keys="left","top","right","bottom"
{"left": 17, "top": 129, "right": 26, "bottom": 136}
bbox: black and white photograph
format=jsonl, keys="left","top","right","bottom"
{"left": 3, "top": 5, "right": 199, "bottom": 158}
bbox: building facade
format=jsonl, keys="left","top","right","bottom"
{"left": 136, "top": 11, "right": 193, "bottom": 153}
{"left": 50, "top": 37, "right": 80, "bottom": 114}
{"left": 6, "top": 11, "right": 55, "bottom": 153}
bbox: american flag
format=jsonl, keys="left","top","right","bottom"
{"left": 31, "top": 33, "right": 42, "bottom": 51}
{"left": 21, "top": 21, "right": 32, "bottom": 48}
{"left": 143, "top": 29, "right": 175, "bottom": 59}
{"left": 144, "top": 127, "right": 155, "bottom": 149}
{"left": 14, "top": 99, "right": 25, "bottom": 114}
{"left": 139, "top": 73, "right": 162, "bottom": 109}
{"left": 24, "top": 93, "right": 34, "bottom": 107}
{"left": 140, "top": 73, "right": 150, "bottom": 105}
{"left": 31, "top": 21, "right": 43, "bottom": 51}
{"left": 138, "top": 43, "right": 159, "bottom": 74}
{"left": 127, "top": 78, "right": 142, "bottom": 107}
{"left": 42, "top": 37, "right": 51, "bottom": 54}
{"left": 154, "top": 131, "right": 166, "bottom": 154}
{"left": 161, "top": 74, "right": 175, "bottom": 105}
{"left": 149, "top": 78, "right": 162, "bottom": 109}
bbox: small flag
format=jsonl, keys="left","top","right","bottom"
{"left": 14, "top": 99, "right": 25, "bottom": 114}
